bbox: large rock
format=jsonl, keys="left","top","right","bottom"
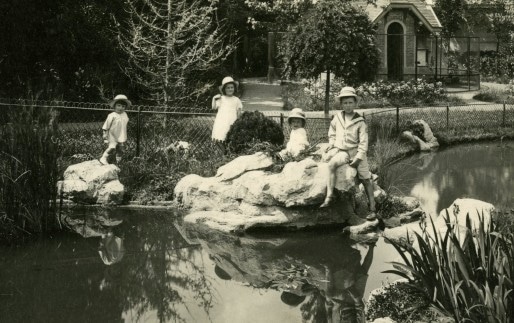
{"left": 402, "top": 120, "right": 439, "bottom": 151}
{"left": 57, "top": 160, "right": 125, "bottom": 205}
{"left": 383, "top": 198, "right": 494, "bottom": 245}
{"left": 175, "top": 155, "right": 367, "bottom": 232}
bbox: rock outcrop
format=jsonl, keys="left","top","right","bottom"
{"left": 175, "top": 153, "right": 374, "bottom": 232}
{"left": 57, "top": 160, "right": 125, "bottom": 204}
{"left": 402, "top": 119, "right": 439, "bottom": 151}
{"left": 383, "top": 198, "right": 495, "bottom": 245}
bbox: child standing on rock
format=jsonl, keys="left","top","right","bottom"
{"left": 320, "top": 87, "right": 377, "bottom": 221}
{"left": 278, "top": 108, "right": 310, "bottom": 160}
{"left": 100, "top": 94, "right": 130, "bottom": 165}
{"left": 211, "top": 77, "right": 243, "bottom": 143}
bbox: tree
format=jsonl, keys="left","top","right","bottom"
{"left": 280, "top": 0, "right": 380, "bottom": 114}
{"left": 118, "top": 0, "right": 235, "bottom": 106}
{"left": 433, "top": 0, "right": 468, "bottom": 38}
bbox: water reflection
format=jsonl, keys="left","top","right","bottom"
{"left": 388, "top": 142, "right": 514, "bottom": 216}
{"left": 186, "top": 225, "right": 377, "bottom": 323}
{"left": 1, "top": 208, "right": 390, "bottom": 323}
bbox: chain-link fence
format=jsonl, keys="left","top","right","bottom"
{"left": 1, "top": 98, "right": 513, "bottom": 167}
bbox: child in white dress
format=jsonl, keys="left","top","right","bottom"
{"left": 100, "top": 94, "right": 130, "bottom": 165}
{"left": 278, "top": 108, "right": 310, "bottom": 160}
{"left": 211, "top": 76, "right": 243, "bottom": 142}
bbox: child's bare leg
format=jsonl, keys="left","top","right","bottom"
{"left": 361, "top": 178, "right": 378, "bottom": 220}
{"left": 320, "top": 154, "right": 347, "bottom": 208}
{"left": 116, "top": 143, "right": 124, "bottom": 163}
{"left": 100, "top": 147, "right": 115, "bottom": 165}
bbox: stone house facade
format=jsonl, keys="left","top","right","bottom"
{"left": 354, "top": 0, "right": 443, "bottom": 81}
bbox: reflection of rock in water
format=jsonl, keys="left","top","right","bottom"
{"left": 183, "top": 224, "right": 375, "bottom": 323}
{"left": 62, "top": 207, "right": 123, "bottom": 238}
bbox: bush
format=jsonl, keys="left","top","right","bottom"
{"left": 472, "top": 83, "right": 514, "bottom": 103}
{"left": 357, "top": 79, "right": 447, "bottom": 106}
{"left": 226, "top": 111, "right": 284, "bottom": 153}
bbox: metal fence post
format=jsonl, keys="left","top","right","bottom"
{"left": 280, "top": 113, "right": 284, "bottom": 129}
{"left": 502, "top": 101, "right": 506, "bottom": 127}
{"left": 446, "top": 104, "right": 450, "bottom": 131}
{"left": 396, "top": 106, "right": 399, "bottom": 134}
{"left": 136, "top": 105, "right": 141, "bottom": 156}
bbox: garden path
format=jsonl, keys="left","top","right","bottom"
{"left": 241, "top": 77, "right": 284, "bottom": 111}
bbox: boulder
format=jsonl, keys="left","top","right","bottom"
{"left": 215, "top": 152, "right": 273, "bottom": 181}
{"left": 383, "top": 198, "right": 494, "bottom": 245}
{"left": 175, "top": 155, "right": 368, "bottom": 232}
{"left": 57, "top": 160, "right": 125, "bottom": 205}
{"left": 402, "top": 120, "right": 439, "bottom": 151}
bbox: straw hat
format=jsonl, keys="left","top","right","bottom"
{"left": 336, "top": 86, "right": 358, "bottom": 101}
{"left": 109, "top": 94, "right": 132, "bottom": 108}
{"left": 219, "top": 76, "right": 239, "bottom": 94}
{"left": 287, "top": 108, "right": 306, "bottom": 122}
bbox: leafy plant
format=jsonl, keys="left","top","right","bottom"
{"left": 226, "top": 111, "right": 284, "bottom": 153}
{"left": 384, "top": 212, "right": 514, "bottom": 322}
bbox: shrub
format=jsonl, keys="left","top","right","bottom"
{"left": 226, "top": 111, "right": 284, "bottom": 153}
{"left": 357, "top": 79, "right": 448, "bottom": 107}
{"left": 472, "top": 84, "right": 514, "bottom": 103}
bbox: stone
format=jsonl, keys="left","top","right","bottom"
{"left": 176, "top": 155, "right": 362, "bottom": 232}
{"left": 434, "top": 198, "right": 495, "bottom": 233}
{"left": 97, "top": 180, "right": 125, "bottom": 204}
{"left": 402, "top": 120, "right": 439, "bottom": 151}
{"left": 383, "top": 198, "right": 493, "bottom": 246}
{"left": 215, "top": 152, "right": 273, "bottom": 181}
{"left": 57, "top": 160, "right": 124, "bottom": 205}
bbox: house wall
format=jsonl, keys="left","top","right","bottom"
{"left": 376, "top": 8, "right": 435, "bottom": 80}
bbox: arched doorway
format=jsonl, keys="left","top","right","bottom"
{"left": 387, "top": 22, "right": 404, "bottom": 80}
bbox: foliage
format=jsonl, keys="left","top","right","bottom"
{"left": 384, "top": 213, "right": 514, "bottom": 322}
{"left": 226, "top": 111, "right": 284, "bottom": 153}
{"left": 0, "top": 105, "right": 59, "bottom": 242}
{"left": 472, "top": 84, "right": 514, "bottom": 103}
{"left": 433, "top": 0, "right": 468, "bottom": 38}
{"left": 280, "top": 0, "right": 379, "bottom": 84}
{"left": 118, "top": 0, "right": 235, "bottom": 105}
{"left": 0, "top": 0, "right": 129, "bottom": 101}
{"left": 357, "top": 80, "right": 448, "bottom": 107}
{"left": 366, "top": 281, "right": 439, "bottom": 323}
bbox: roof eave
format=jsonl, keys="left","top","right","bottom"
{"left": 372, "top": 4, "right": 442, "bottom": 33}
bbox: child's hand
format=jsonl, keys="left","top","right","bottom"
{"left": 213, "top": 94, "right": 222, "bottom": 100}
{"left": 325, "top": 144, "right": 334, "bottom": 152}
{"left": 349, "top": 158, "right": 362, "bottom": 167}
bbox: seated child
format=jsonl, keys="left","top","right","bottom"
{"left": 320, "top": 87, "right": 377, "bottom": 221}
{"left": 278, "top": 108, "right": 310, "bottom": 160}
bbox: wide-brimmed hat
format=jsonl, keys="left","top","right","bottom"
{"left": 287, "top": 108, "right": 306, "bottom": 122}
{"left": 109, "top": 94, "right": 132, "bottom": 108}
{"left": 219, "top": 76, "right": 239, "bottom": 94}
{"left": 336, "top": 86, "right": 358, "bottom": 101}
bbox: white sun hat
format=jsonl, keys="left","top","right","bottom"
{"left": 109, "top": 94, "right": 132, "bottom": 108}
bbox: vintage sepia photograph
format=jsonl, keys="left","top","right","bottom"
{"left": 1, "top": 0, "right": 513, "bottom": 322}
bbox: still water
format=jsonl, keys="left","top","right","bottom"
{"left": 1, "top": 142, "right": 512, "bottom": 323}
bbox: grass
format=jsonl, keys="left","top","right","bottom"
{"left": 0, "top": 105, "right": 59, "bottom": 243}
{"left": 473, "top": 88, "right": 514, "bottom": 104}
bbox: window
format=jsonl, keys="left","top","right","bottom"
{"left": 417, "top": 49, "right": 427, "bottom": 66}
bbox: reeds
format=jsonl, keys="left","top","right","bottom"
{"left": 0, "top": 104, "right": 59, "bottom": 239}
{"left": 384, "top": 212, "right": 514, "bottom": 322}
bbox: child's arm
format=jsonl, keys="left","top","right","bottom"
{"left": 325, "top": 118, "right": 336, "bottom": 151}
{"left": 236, "top": 98, "right": 243, "bottom": 118}
{"left": 102, "top": 114, "right": 113, "bottom": 141}
{"left": 212, "top": 94, "right": 221, "bottom": 110}
{"left": 354, "top": 122, "right": 369, "bottom": 161}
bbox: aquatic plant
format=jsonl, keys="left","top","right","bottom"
{"left": 384, "top": 212, "right": 514, "bottom": 322}
{"left": 0, "top": 104, "right": 59, "bottom": 240}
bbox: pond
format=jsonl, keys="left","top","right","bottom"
{"left": 387, "top": 141, "right": 514, "bottom": 218}
{"left": 1, "top": 141, "right": 512, "bottom": 323}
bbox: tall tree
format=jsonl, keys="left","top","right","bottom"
{"left": 118, "top": 0, "right": 235, "bottom": 105}
{"left": 280, "top": 0, "right": 379, "bottom": 114}
{"left": 433, "top": 0, "right": 468, "bottom": 38}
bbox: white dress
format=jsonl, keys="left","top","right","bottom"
{"left": 279, "top": 128, "right": 310, "bottom": 158}
{"left": 211, "top": 95, "right": 243, "bottom": 141}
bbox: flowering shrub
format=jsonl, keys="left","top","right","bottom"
{"left": 356, "top": 79, "right": 447, "bottom": 106}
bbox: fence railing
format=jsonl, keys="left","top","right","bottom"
{"left": 1, "top": 98, "right": 513, "bottom": 166}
